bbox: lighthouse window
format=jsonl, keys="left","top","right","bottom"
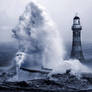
{"left": 74, "top": 20, "right": 79, "bottom": 25}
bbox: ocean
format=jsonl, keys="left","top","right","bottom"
{"left": 0, "top": 42, "right": 92, "bottom": 70}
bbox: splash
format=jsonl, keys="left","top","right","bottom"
{"left": 12, "top": 1, "right": 92, "bottom": 79}
{"left": 12, "top": 1, "right": 64, "bottom": 69}
{"left": 50, "top": 59, "right": 92, "bottom": 76}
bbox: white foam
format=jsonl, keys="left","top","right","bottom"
{"left": 12, "top": 1, "right": 92, "bottom": 80}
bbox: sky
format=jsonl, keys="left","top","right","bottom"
{"left": 0, "top": 0, "right": 92, "bottom": 43}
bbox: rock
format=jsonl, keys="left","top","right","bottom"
{"left": 82, "top": 73, "right": 92, "bottom": 84}
{"left": 16, "top": 81, "right": 29, "bottom": 87}
{"left": 0, "top": 73, "right": 92, "bottom": 92}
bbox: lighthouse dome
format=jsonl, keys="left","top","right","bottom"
{"left": 74, "top": 16, "right": 80, "bottom": 20}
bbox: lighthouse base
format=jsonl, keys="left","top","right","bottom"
{"left": 71, "top": 50, "right": 85, "bottom": 62}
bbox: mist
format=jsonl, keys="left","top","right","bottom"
{"left": 0, "top": 0, "right": 92, "bottom": 43}
{"left": 11, "top": 1, "right": 92, "bottom": 82}
{"left": 13, "top": 1, "right": 65, "bottom": 69}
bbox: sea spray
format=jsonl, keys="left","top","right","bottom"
{"left": 50, "top": 59, "right": 92, "bottom": 76}
{"left": 7, "top": 52, "right": 26, "bottom": 81}
{"left": 12, "top": 1, "right": 65, "bottom": 69}
{"left": 15, "top": 52, "right": 26, "bottom": 80}
{"left": 12, "top": 1, "right": 92, "bottom": 81}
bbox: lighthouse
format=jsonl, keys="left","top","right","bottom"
{"left": 71, "top": 15, "right": 84, "bottom": 61}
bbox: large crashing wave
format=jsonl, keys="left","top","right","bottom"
{"left": 12, "top": 1, "right": 92, "bottom": 77}
{"left": 12, "top": 1, "right": 64, "bottom": 69}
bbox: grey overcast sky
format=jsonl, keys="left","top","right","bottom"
{"left": 0, "top": 0, "right": 92, "bottom": 43}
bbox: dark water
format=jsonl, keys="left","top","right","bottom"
{"left": 0, "top": 42, "right": 92, "bottom": 70}
{"left": 0, "top": 42, "right": 17, "bottom": 68}
{"left": 0, "top": 42, "right": 92, "bottom": 92}
{"left": 65, "top": 42, "right": 92, "bottom": 61}
{"left": 83, "top": 43, "right": 92, "bottom": 60}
